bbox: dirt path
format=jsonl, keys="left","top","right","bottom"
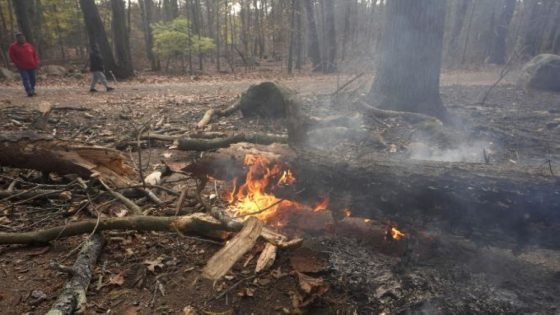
{"left": 0, "top": 69, "right": 516, "bottom": 109}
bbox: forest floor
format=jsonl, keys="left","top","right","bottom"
{"left": 0, "top": 69, "right": 559, "bottom": 314}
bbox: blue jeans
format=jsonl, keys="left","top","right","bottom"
{"left": 18, "top": 69, "right": 36, "bottom": 95}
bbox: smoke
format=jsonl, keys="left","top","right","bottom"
{"left": 408, "top": 140, "right": 493, "bottom": 163}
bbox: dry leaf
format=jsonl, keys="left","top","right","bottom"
{"left": 144, "top": 171, "right": 162, "bottom": 186}
{"left": 238, "top": 287, "right": 256, "bottom": 297}
{"left": 0, "top": 216, "right": 12, "bottom": 224}
{"left": 109, "top": 273, "right": 125, "bottom": 286}
{"left": 59, "top": 191, "right": 72, "bottom": 200}
{"left": 143, "top": 257, "right": 164, "bottom": 272}
{"left": 182, "top": 306, "right": 196, "bottom": 315}
{"left": 122, "top": 306, "right": 141, "bottom": 315}
{"left": 297, "top": 272, "right": 324, "bottom": 294}
{"left": 114, "top": 208, "right": 129, "bottom": 218}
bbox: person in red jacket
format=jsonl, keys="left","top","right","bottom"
{"left": 9, "top": 32, "right": 39, "bottom": 97}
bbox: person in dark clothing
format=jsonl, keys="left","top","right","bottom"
{"left": 9, "top": 32, "right": 39, "bottom": 97}
{"left": 89, "top": 47, "right": 114, "bottom": 92}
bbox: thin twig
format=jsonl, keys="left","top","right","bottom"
{"left": 98, "top": 179, "right": 143, "bottom": 215}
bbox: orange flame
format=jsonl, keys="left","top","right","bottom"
{"left": 313, "top": 196, "right": 330, "bottom": 212}
{"left": 226, "top": 154, "right": 311, "bottom": 222}
{"left": 343, "top": 208, "right": 352, "bottom": 217}
{"left": 278, "top": 170, "right": 295, "bottom": 186}
{"left": 389, "top": 226, "right": 406, "bottom": 240}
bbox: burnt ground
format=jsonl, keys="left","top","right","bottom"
{"left": 0, "top": 69, "right": 559, "bottom": 314}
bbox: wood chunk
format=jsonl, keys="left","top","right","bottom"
{"left": 255, "top": 243, "right": 277, "bottom": 273}
{"left": 202, "top": 217, "right": 263, "bottom": 280}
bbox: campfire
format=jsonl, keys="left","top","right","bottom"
{"left": 225, "top": 154, "right": 331, "bottom": 226}
{"left": 222, "top": 153, "right": 406, "bottom": 242}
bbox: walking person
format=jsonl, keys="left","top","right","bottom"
{"left": 89, "top": 46, "right": 114, "bottom": 92}
{"left": 8, "top": 32, "right": 39, "bottom": 97}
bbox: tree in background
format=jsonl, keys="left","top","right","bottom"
{"left": 488, "top": 0, "right": 516, "bottom": 64}
{"left": 152, "top": 17, "right": 215, "bottom": 72}
{"left": 111, "top": 0, "right": 134, "bottom": 78}
{"left": 369, "top": 0, "right": 448, "bottom": 121}
{"left": 79, "top": 0, "right": 120, "bottom": 78}
{"left": 11, "top": 0, "right": 34, "bottom": 45}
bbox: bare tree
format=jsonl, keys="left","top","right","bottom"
{"left": 79, "top": 0, "right": 119, "bottom": 77}
{"left": 139, "top": 0, "right": 160, "bottom": 71}
{"left": 368, "top": 0, "right": 448, "bottom": 121}
{"left": 488, "top": 0, "right": 516, "bottom": 65}
{"left": 11, "top": 0, "right": 34, "bottom": 44}
{"left": 111, "top": 0, "right": 134, "bottom": 78}
{"left": 304, "top": 0, "right": 321, "bottom": 70}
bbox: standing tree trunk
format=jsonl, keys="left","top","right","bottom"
{"left": 368, "top": 0, "right": 448, "bottom": 122}
{"left": 295, "top": 0, "right": 303, "bottom": 70}
{"left": 287, "top": 0, "right": 296, "bottom": 74}
{"left": 0, "top": 3, "right": 10, "bottom": 66}
{"left": 112, "top": 0, "right": 134, "bottom": 78}
{"left": 304, "top": 0, "right": 321, "bottom": 70}
{"left": 488, "top": 0, "right": 516, "bottom": 65}
{"left": 79, "top": 0, "right": 119, "bottom": 77}
{"left": 445, "top": 0, "right": 471, "bottom": 65}
{"left": 322, "top": 0, "right": 336, "bottom": 73}
{"left": 11, "top": 0, "right": 35, "bottom": 44}
{"left": 139, "top": 0, "right": 160, "bottom": 71}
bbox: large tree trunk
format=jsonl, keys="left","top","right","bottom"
{"left": 139, "top": 0, "right": 159, "bottom": 71}
{"left": 368, "top": 0, "right": 448, "bottom": 122}
{"left": 79, "top": 0, "right": 119, "bottom": 77}
{"left": 488, "top": 0, "right": 516, "bottom": 65}
{"left": 11, "top": 0, "right": 34, "bottom": 44}
{"left": 304, "top": 0, "right": 321, "bottom": 71}
{"left": 111, "top": 0, "right": 134, "bottom": 78}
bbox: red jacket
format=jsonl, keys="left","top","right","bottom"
{"left": 9, "top": 42, "right": 39, "bottom": 70}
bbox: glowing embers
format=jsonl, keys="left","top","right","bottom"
{"left": 387, "top": 224, "right": 406, "bottom": 241}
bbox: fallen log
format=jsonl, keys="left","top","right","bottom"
{"left": 0, "top": 213, "right": 224, "bottom": 245}
{"left": 0, "top": 212, "right": 301, "bottom": 247}
{"left": 47, "top": 233, "right": 105, "bottom": 315}
{"left": 292, "top": 148, "right": 560, "bottom": 249}
{"left": 186, "top": 143, "right": 560, "bottom": 249}
{"left": 176, "top": 133, "right": 287, "bottom": 151}
{"left": 0, "top": 132, "right": 135, "bottom": 187}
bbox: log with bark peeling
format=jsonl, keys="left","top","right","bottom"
{"left": 47, "top": 233, "right": 105, "bottom": 315}
{"left": 0, "top": 132, "right": 135, "bottom": 187}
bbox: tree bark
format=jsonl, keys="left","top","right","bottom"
{"left": 322, "top": 0, "right": 337, "bottom": 73}
{"left": 304, "top": 0, "right": 321, "bottom": 70}
{"left": 189, "top": 144, "right": 560, "bottom": 250}
{"left": 139, "top": 0, "right": 159, "bottom": 71}
{"left": 111, "top": 0, "right": 134, "bottom": 78}
{"left": 0, "top": 132, "right": 135, "bottom": 187}
{"left": 46, "top": 233, "right": 105, "bottom": 315}
{"left": 445, "top": 0, "right": 471, "bottom": 65}
{"left": 368, "top": 0, "right": 448, "bottom": 122}
{"left": 488, "top": 0, "right": 516, "bottom": 65}
{"left": 79, "top": 0, "right": 119, "bottom": 77}
{"left": 11, "top": 0, "right": 34, "bottom": 44}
